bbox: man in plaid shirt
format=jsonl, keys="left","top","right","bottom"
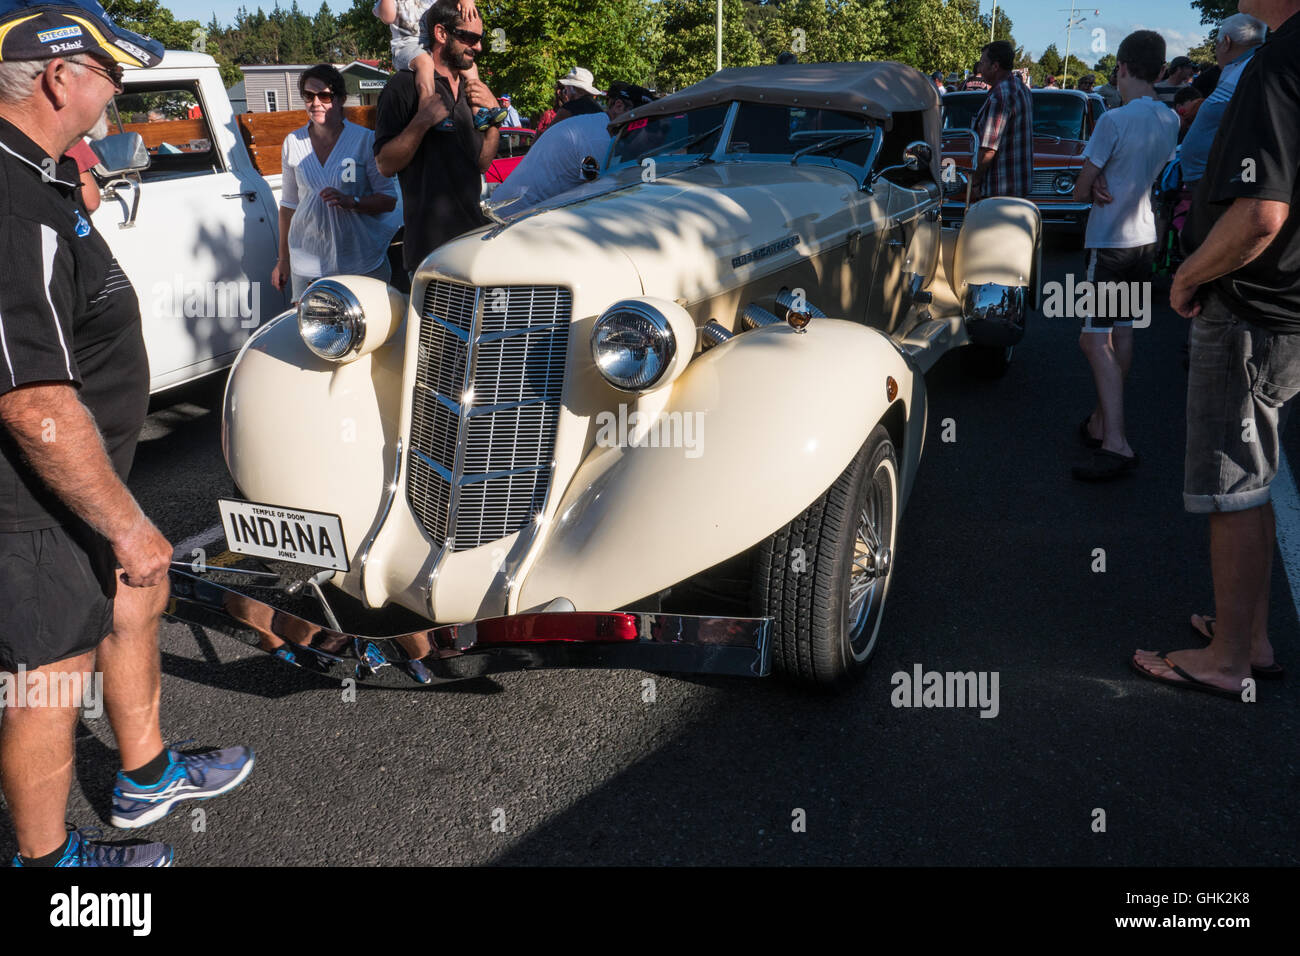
{"left": 971, "top": 40, "right": 1033, "bottom": 200}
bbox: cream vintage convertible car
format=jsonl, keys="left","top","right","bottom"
{"left": 169, "top": 62, "right": 1041, "bottom": 689}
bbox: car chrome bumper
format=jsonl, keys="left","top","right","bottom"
{"left": 166, "top": 569, "right": 772, "bottom": 687}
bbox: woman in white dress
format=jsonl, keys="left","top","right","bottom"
{"left": 270, "top": 65, "right": 400, "bottom": 301}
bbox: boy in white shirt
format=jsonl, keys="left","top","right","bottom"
{"left": 1071, "top": 30, "right": 1180, "bottom": 481}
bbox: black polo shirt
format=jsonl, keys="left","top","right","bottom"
{"left": 1182, "top": 12, "right": 1300, "bottom": 333}
{"left": 374, "top": 69, "right": 488, "bottom": 271}
{"left": 0, "top": 117, "right": 149, "bottom": 532}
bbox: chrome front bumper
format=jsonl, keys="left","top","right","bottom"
{"left": 943, "top": 200, "right": 1088, "bottom": 226}
{"left": 167, "top": 569, "right": 772, "bottom": 687}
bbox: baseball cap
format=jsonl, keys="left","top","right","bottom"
{"left": 0, "top": 0, "right": 164, "bottom": 68}
{"left": 605, "top": 81, "right": 653, "bottom": 109}
{"left": 557, "top": 66, "right": 602, "bottom": 97}
{"left": 1169, "top": 55, "right": 1193, "bottom": 70}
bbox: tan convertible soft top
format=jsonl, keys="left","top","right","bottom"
{"left": 610, "top": 62, "right": 943, "bottom": 181}
{"left": 611, "top": 61, "right": 939, "bottom": 125}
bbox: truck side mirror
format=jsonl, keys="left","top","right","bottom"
{"left": 90, "top": 132, "right": 151, "bottom": 177}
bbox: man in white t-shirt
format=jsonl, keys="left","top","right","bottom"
{"left": 1070, "top": 30, "right": 1180, "bottom": 481}
{"left": 491, "top": 82, "right": 654, "bottom": 216}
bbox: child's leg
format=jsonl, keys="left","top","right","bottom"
{"left": 411, "top": 51, "right": 436, "bottom": 101}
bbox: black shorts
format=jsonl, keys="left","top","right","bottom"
{"left": 1081, "top": 244, "right": 1157, "bottom": 331}
{"left": 0, "top": 524, "right": 116, "bottom": 672}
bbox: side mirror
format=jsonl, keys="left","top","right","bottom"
{"left": 580, "top": 155, "right": 600, "bottom": 182}
{"left": 90, "top": 131, "right": 150, "bottom": 177}
{"left": 902, "top": 140, "right": 932, "bottom": 172}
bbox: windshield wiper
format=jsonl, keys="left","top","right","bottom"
{"left": 642, "top": 122, "right": 727, "bottom": 160}
{"left": 790, "top": 131, "right": 874, "bottom": 165}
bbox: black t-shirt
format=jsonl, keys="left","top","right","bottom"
{"left": 0, "top": 118, "right": 149, "bottom": 532}
{"left": 1182, "top": 12, "right": 1300, "bottom": 333}
{"left": 373, "top": 70, "right": 488, "bottom": 271}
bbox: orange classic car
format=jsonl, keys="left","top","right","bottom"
{"left": 940, "top": 88, "right": 1107, "bottom": 229}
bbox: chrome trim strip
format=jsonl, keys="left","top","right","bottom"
{"left": 478, "top": 323, "right": 565, "bottom": 343}
{"left": 459, "top": 464, "right": 548, "bottom": 485}
{"left": 356, "top": 437, "right": 404, "bottom": 604}
{"left": 420, "top": 308, "right": 470, "bottom": 343}
{"left": 411, "top": 448, "right": 454, "bottom": 483}
{"left": 466, "top": 397, "right": 549, "bottom": 418}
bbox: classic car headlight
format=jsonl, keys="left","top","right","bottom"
{"left": 1054, "top": 171, "right": 1077, "bottom": 196}
{"left": 299, "top": 280, "right": 365, "bottom": 360}
{"left": 591, "top": 298, "right": 697, "bottom": 392}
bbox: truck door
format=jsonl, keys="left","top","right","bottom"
{"left": 93, "top": 76, "right": 287, "bottom": 393}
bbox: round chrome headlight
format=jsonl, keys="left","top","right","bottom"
{"left": 1054, "top": 171, "right": 1077, "bottom": 196}
{"left": 298, "top": 280, "right": 365, "bottom": 360}
{"left": 591, "top": 300, "right": 678, "bottom": 391}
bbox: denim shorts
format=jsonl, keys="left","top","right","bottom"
{"left": 1184, "top": 295, "right": 1300, "bottom": 513}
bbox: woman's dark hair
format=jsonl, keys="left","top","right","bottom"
{"left": 298, "top": 64, "right": 346, "bottom": 105}
{"left": 1116, "top": 30, "right": 1166, "bottom": 84}
{"left": 1174, "top": 85, "right": 1204, "bottom": 107}
{"left": 1191, "top": 65, "right": 1221, "bottom": 97}
{"left": 982, "top": 40, "right": 1014, "bottom": 71}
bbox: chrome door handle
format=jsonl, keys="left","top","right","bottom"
{"left": 223, "top": 190, "right": 257, "bottom": 201}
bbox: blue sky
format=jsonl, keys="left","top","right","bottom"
{"left": 163, "top": 0, "right": 1213, "bottom": 61}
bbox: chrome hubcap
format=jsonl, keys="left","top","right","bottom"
{"left": 848, "top": 468, "right": 894, "bottom": 646}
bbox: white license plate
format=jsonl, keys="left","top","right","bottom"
{"left": 218, "top": 499, "right": 349, "bottom": 572}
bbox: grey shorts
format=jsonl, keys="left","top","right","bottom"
{"left": 1184, "top": 295, "right": 1300, "bottom": 513}
{"left": 0, "top": 524, "right": 116, "bottom": 673}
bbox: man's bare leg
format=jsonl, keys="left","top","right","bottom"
{"left": 1135, "top": 506, "right": 1263, "bottom": 690}
{"left": 97, "top": 575, "right": 167, "bottom": 771}
{"left": 0, "top": 650, "right": 95, "bottom": 858}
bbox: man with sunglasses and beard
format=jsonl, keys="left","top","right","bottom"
{"left": 375, "top": 0, "right": 502, "bottom": 277}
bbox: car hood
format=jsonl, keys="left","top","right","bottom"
{"left": 428, "top": 161, "right": 866, "bottom": 302}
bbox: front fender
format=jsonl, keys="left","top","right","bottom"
{"left": 222, "top": 308, "right": 407, "bottom": 596}
{"left": 514, "top": 319, "right": 918, "bottom": 613}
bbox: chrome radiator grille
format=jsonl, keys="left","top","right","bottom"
{"left": 406, "top": 281, "right": 571, "bottom": 551}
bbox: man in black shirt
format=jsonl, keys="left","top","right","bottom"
{"left": 374, "top": 0, "right": 502, "bottom": 273}
{"left": 1132, "top": 0, "right": 1300, "bottom": 700}
{"left": 0, "top": 0, "right": 252, "bottom": 866}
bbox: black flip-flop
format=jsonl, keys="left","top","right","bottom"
{"left": 1128, "top": 653, "right": 1248, "bottom": 700}
{"left": 1072, "top": 448, "right": 1139, "bottom": 481}
{"left": 1190, "top": 613, "right": 1284, "bottom": 679}
{"left": 1078, "top": 416, "right": 1102, "bottom": 449}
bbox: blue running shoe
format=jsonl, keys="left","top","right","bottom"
{"left": 11, "top": 827, "right": 173, "bottom": 867}
{"left": 110, "top": 743, "right": 254, "bottom": 829}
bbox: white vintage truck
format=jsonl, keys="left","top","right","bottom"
{"left": 91, "top": 50, "right": 391, "bottom": 393}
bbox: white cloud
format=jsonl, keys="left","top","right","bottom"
{"left": 1133, "top": 23, "right": 1208, "bottom": 58}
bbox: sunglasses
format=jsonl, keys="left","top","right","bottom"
{"left": 451, "top": 27, "right": 483, "bottom": 46}
{"left": 79, "top": 58, "right": 124, "bottom": 91}
{"left": 302, "top": 89, "right": 336, "bottom": 104}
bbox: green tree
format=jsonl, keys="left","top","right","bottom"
{"left": 337, "top": 0, "right": 392, "bottom": 66}
{"left": 762, "top": 0, "right": 888, "bottom": 64}
{"left": 1184, "top": 35, "right": 1217, "bottom": 64}
{"left": 880, "top": 0, "right": 986, "bottom": 74}
{"left": 1191, "top": 0, "right": 1237, "bottom": 25}
{"left": 654, "top": 0, "right": 763, "bottom": 92}
{"left": 1092, "top": 52, "right": 1116, "bottom": 76}
{"left": 1038, "top": 43, "right": 1062, "bottom": 77}
{"left": 104, "top": 0, "right": 202, "bottom": 51}
{"left": 473, "top": 0, "right": 660, "bottom": 114}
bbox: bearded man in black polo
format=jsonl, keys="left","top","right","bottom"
{"left": 374, "top": 0, "right": 503, "bottom": 274}
{"left": 0, "top": 0, "right": 252, "bottom": 867}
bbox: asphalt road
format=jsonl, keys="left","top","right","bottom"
{"left": 2, "top": 234, "right": 1297, "bottom": 866}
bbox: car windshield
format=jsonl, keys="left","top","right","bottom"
{"left": 609, "top": 104, "right": 730, "bottom": 166}
{"left": 609, "top": 102, "right": 876, "bottom": 167}
{"left": 942, "top": 91, "right": 1088, "bottom": 141}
